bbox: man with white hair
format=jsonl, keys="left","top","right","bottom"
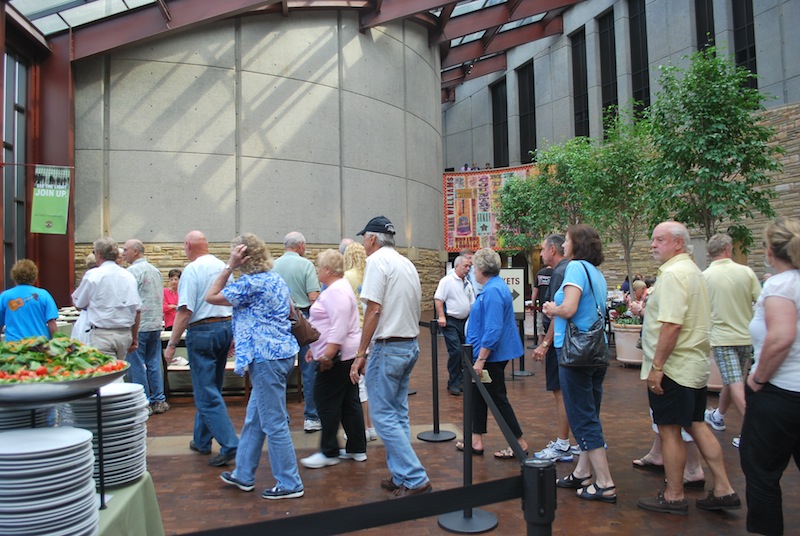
{"left": 351, "top": 215, "right": 432, "bottom": 498}
{"left": 72, "top": 237, "right": 141, "bottom": 360}
{"left": 434, "top": 255, "right": 474, "bottom": 395}
{"left": 123, "top": 239, "right": 169, "bottom": 414}
{"left": 637, "top": 221, "right": 740, "bottom": 515}
{"left": 273, "top": 231, "right": 322, "bottom": 432}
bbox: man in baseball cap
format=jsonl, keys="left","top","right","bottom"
{"left": 356, "top": 215, "right": 396, "bottom": 236}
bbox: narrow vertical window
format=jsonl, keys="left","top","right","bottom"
{"left": 732, "top": 0, "right": 757, "bottom": 89}
{"left": 628, "top": 0, "right": 650, "bottom": 114}
{"left": 695, "top": 0, "right": 715, "bottom": 50}
{"left": 571, "top": 28, "right": 589, "bottom": 137}
{"left": 491, "top": 79, "right": 509, "bottom": 168}
{"left": 598, "top": 10, "right": 618, "bottom": 129}
{"left": 517, "top": 61, "right": 536, "bottom": 161}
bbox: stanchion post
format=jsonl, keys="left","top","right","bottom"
{"left": 522, "top": 459, "right": 556, "bottom": 536}
{"left": 418, "top": 320, "right": 455, "bottom": 442}
{"left": 513, "top": 318, "right": 533, "bottom": 377}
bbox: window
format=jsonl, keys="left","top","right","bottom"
{"left": 628, "top": 0, "right": 650, "bottom": 114}
{"left": 517, "top": 62, "right": 536, "bottom": 160}
{"left": 3, "top": 51, "right": 29, "bottom": 286}
{"left": 491, "top": 79, "right": 509, "bottom": 168}
{"left": 571, "top": 28, "right": 589, "bottom": 137}
{"left": 732, "top": 0, "right": 757, "bottom": 89}
{"left": 598, "top": 10, "right": 618, "bottom": 129}
{"left": 695, "top": 0, "right": 715, "bottom": 50}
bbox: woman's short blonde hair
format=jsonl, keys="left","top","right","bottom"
{"left": 317, "top": 249, "right": 344, "bottom": 277}
{"left": 766, "top": 216, "right": 800, "bottom": 268}
{"left": 230, "top": 233, "right": 273, "bottom": 274}
{"left": 472, "top": 248, "right": 501, "bottom": 277}
{"left": 11, "top": 259, "right": 38, "bottom": 286}
{"left": 343, "top": 242, "right": 366, "bottom": 273}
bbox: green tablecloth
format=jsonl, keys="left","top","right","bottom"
{"left": 98, "top": 472, "right": 165, "bottom": 536}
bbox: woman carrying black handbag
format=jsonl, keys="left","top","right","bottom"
{"left": 542, "top": 224, "right": 616, "bottom": 504}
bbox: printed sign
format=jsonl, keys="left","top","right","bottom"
{"left": 499, "top": 268, "right": 526, "bottom": 318}
{"left": 31, "top": 165, "right": 71, "bottom": 235}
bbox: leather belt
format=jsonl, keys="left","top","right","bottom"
{"left": 188, "top": 316, "right": 231, "bottom": 329}
{"left": 375, "top": 337, "right": 416, "bottom": 344}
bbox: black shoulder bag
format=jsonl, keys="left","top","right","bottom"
{"left": 559, "top": 262, "right": 610, "bottom": 368}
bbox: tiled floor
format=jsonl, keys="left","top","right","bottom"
{"left": 145, "top": 315, "right": 799, "bottom": 535}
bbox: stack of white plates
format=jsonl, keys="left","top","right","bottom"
{"left": 70, "top": 383, "right": 150, "bottom": 487}
{"left": 0, "top": 427, "right": 98, "bottom": 536}
{"left": 0, "top": 408, "right": 48, "bottom": 430}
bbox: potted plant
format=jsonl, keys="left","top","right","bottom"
{"left": 609, "top": 306, "right": 643, "bottom": 366}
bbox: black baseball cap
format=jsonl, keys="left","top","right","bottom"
{"left": 356, "top": 216, "right": 396, "bottom": 236}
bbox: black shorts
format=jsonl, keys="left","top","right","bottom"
{"left": 545, "top": 346, "right": 560, "bottom": 391}
{"left": 649, "top": 374, "right": 706, "bottom": 429}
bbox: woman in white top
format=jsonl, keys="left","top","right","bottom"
{"left": 741, "top": 216, "right": 800, "bottom": 536}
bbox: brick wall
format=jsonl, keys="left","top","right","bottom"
{"left": 74, "top": 243, "right": 444, "bottom": 311}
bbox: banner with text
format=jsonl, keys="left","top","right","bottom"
{"left": 31, "top": 165, "right": 71, "bottom": 234}
{"left": 443, "top": 164, "right": 535, "bottom": 252}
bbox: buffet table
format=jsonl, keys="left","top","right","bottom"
{"left": 98, "top": 472, "right": 165, "bottom": 536}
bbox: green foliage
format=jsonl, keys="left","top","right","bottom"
{"left": 646, "top": 46, "right": 782, "bottom": 245}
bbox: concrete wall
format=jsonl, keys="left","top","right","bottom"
{"left": 442, "top": 0, "right": 800, "bottom": 169}
{"left": 73, "top": 10, "right": 443, "bottom": 252}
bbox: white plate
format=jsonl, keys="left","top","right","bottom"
{"left": 0, "top": 427, "right": 93, "bottom": 458}
{"left": 0, "top": 456, "right": 93, "bottom": 491}
{"left": 0, "top": 480, "right": 95, "bottom": 518}
{"left": 72, "top": 398, "right": 149, "bottom": 417}
{"left": 100, "top": 459, "right": 147, "bottom": 487}
{"left": 0, "top": 451, "right": 89, "bottom": 476}
{"left": 0, "top": 478, "right": 90, "bottom": 509}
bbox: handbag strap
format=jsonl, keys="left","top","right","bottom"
{"left": 577, "top": 261, "right": 603, "bottom": 321}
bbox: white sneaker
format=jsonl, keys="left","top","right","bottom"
{"left": 569, "top": 444, "right": 581, "bottom": 455}
{"left": 732, "top": 436, "right": 740, "bottom": 448}
{"left": 300, "top": 452, "right": 340, "bottom": 469}
{"left": 704, "top": 408, "right": 726, "bottom": 431}
{"left": 533, "top": 441, "right": 573, "bottom": 462}
{"left": 304, "top": 419, "right": 322, "bottom": 432}
{"left": 339, "top": 449, "right": 367, "bottom": 462}
{"left": 366, "top": 428, "right": 378, "bottom": 442}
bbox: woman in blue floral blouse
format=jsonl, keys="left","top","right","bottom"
{"left": 206, "top": 233, "right": 304, "bottom": 500}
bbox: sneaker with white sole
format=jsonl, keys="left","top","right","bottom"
{"left": 704, "top": 409, "right": 726, "bottom": 431}
{"left": 304, "top": 419, "right": 322, "bottom": 433}
{"left": 732, "top": 436, "right": 740, "bottom": 448}
{"left": 300, "top": 452, "right": 341, "bottom": 469}
{"left": 366, "top": 428, "right": 378, "bottom": 442}
{"left": 570, "top": 445, "right": 581, "bottom": 455}
{"left": 339, "top": 449, "right": 367, "bottom": 462}
{"left": 262, "top": 486, "right": 304, "bottom": 500}
{"left": 220, "top": 471, "right": 254, "bottom": 492}
{"left": 533, "top": 441, "right": 574, "bottom": 462}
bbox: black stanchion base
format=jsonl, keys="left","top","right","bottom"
{"left": 512, "top": 370, "right": 534, "bottom": 377}
{"left": 438, "top": 509, "right": 498, "bottom": 534}
{"left": 408, "top": 389, "right": 417, "bottom": 396}
{"left": 417, "top": 430, "right": 456, "bottom": 442}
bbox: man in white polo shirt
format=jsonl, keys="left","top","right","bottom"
{"left": 350, "top": 215, "right": 431, "bottom": 499}
{"left": 434, "top": 255, "right": 474, "bottom": 395}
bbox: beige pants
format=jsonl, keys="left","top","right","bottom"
{"left": 90, "top": 327, "right": 133, "bottom": 360}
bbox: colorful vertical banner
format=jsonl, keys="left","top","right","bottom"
{"left": 30, "top": 165, "right": 71, "bottom": 234}
{"left": 443, "top": 164, "right": 535, "bottom": 251}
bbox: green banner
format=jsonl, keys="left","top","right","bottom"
{"left": 31, "top": 165, "right": 71, "bottom": 234}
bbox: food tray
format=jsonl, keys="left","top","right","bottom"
{"left": 0, "top": 366, "right": 129, "bottom": 407}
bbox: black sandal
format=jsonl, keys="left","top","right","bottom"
{"left": 576, "top": 483, "right": 617, "bottom": 503}
{"left": 556, "top": 472, "right": 593, "bottom": 489}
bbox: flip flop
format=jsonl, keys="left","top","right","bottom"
{"left": 576, "top": 484, "right": 617, "bottom": 504}
{"left": 493, "top": 447, "right": 527, "bottom": 459}
{"left": 556, "top": 472, "right": 593, "bottom": 489}
{"left": 632, "top": 458, "right": 665, "bottom": 474}
{"left": 456, "top": 441, "right": 484, "bottom": 456}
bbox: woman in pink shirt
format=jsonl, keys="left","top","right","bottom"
{"left": 300, "top": 249, "right": 366, "bottom": 469}
{"left": 162, "top": 269, "right": 181, "bottom": 329}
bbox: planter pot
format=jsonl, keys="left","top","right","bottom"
{"left": 611, "top": 323, "right": 643, "bottom": 365}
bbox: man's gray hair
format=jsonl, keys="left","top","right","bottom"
{"left": 544, "top": 233, "right": 565, "bottom": 256}
{"left": 707, "top": 233, "right": 732, "bottom": 258}
{"left": 283, "top": 231, "right": 306, "bottom": 249}
{"left": 94, "top": 237, "right": 119, "bottom": 262}
{"left": 453, "top": 255, "right": 466, "bottom": 268}
{"left": 128, "top": 239, "right": 145, "bottom": 255}
{"left": 339, "top": 238, "right": 354, "bottom": 254}
{"left": 666, "top": 222, "right": 694, "bottom": 255}
{"left": 366, "top": 231, "right": 395, "bottom": 248}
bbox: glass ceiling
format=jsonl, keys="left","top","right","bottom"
{"left": 9, "top": 0, "right": 155, "bottom": 36}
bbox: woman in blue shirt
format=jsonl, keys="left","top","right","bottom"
{"left": 543, "top": 224, "right": 616, "bottom": 504}
{"left": 0, "top": 259, "right": 58, "bottom": 341}
{"left": 458, "top": 248, "right": 528, "bottom": 459}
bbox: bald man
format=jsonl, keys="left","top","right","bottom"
{"left": 165, "top": 231, "right": 239, "bottom": 467}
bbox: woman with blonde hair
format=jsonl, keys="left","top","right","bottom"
{"left": 741, "top": 216, "right": 800, "bottom": 534}
{"left": 206, "top": 233, "right": 304, "bottom": 500}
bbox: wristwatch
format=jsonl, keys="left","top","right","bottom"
{"left": 541, "top": 340, "right": 550, "bottom": 348}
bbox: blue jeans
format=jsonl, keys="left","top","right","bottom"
{"left": 233, "top": 357, "right": 303, "bottom": 492}
{"left": 126, "top": 330, "right": 166, "bottom": 403}
{"left": 366, "top": 340, "right": 429, "bottom": 489}
{"left": 298, "top": 309, "right": 318, "bottom": 421}
{"left": 186, "top": 321, "right": 239, "bottom": 455}
{"left": 556, "top": 348, "right": 607, "bottom": 451}
{"left": 441, "top": 316, "right": 467, "bottom": 389}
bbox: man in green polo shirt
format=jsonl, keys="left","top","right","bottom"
{"left": 637, "top": 221, "right": 741, "bottom": 515}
